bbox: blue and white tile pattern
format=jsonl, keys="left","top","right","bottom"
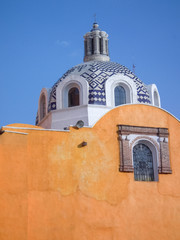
{"left": 48, "top": 61, "right": 151, "bottom": 112}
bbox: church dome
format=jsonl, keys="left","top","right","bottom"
{"left": 48, "top": 60, "right": 151, "bottom": 112}
{"left": 36, "top": 22, "right": 160, "bottom": 129}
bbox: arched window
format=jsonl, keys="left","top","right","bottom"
{"left": 133, "top": 143, "right": 154, "bottom": 181}
{"left": 40, "top": 94, "right": 46, "bottom": 121}
{"left": 114, "top": 86, "right": 126, "bottom": 106}
{"left": 68, "top": 87, "right": 80, "bottom": 107}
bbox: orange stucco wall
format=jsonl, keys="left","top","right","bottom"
{"left": 0, "top": 105, "right": 180, "bottom": 240}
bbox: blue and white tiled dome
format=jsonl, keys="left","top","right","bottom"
{"left": 37, "top": 23, "right": 160, "bottom": 129}
{"left": 48, "top": 60, "right": 151, "bottom": 112}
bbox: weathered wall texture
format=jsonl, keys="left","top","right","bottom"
{"left": 0, "top": 105, "right": 180, "bottom": 240}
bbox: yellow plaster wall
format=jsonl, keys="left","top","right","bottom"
{"left": 0, "top": 105, "right": 180, "bottom": 240}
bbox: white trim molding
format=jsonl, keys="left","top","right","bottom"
{"left": 56, "top": 74, "right": 89, "bottom": 109}
{"left": 38, "top": 88, "right": 49, "bottom": 122}
{"left": 131, "top": 138, "right": 159, "bottom": 181}
{"left": 147, "top": 84, "right": 161, "bottom": 107}
{"left": 105, "top": 74, "right": 138, "bottom": 107}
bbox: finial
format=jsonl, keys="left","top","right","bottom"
{"left": 91, "top": 19, "right": 100, "bottom": 31}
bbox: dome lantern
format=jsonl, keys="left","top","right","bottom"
{"left": 83, "top": 23, "right": 110, "bottom": 62}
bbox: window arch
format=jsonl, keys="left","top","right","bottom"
{"left": 114, "top": 86, "right": 126, "bottom": 106}
{"left": 40, "top": 94, "right": 46, "bottom": 121}
{"left": 133, "top": 143, "right": 154, "bottom": 181}
{"left": 68, "top": 87, "right": 80, "bottom": 107}
{"left": 61, "top": 81, "right": 83, "bottom": 109}
{"left": 132, "top": 139, "right": 159, "bottom": 182}
{"left": 154, "top": 91, "right": 159, "bottom": 107}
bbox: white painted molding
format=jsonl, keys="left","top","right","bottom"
{"left": 147, "top": 84, "right": 161, "bottom": 107}
{"left": 38, "top": 88, "right": 49, "bottom": 122}
{"left": 105, "top": 74, "right": 138, "bottom": 107}
{"left": 4, "top": 130, "right": 28, "bottom": 135}
{"left": 3, "top": 126, "right": 69, "bottom": 132}
{"left": 131, "top": 137, "right": 159, "bottom": 181}
{"left": 56, "top": 74, "right": 89, "bottom": 109}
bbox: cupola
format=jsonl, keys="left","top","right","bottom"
{"left": 83, "top": 23, "right": 110, "bottom": 62}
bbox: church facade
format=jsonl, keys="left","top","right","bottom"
{"left": 0, "top": 23, "right": 180, "bottom": 240}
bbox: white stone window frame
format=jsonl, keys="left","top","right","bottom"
{"left": 38, "top": 88, "right": 48, "bottom": 123}
{"left": 131, "top": 137, "right": 160, "bottom": 182}
{"left": 105, "top": 74, "right": 138, "bottom": 107}
{"left": 56, "top": 75, "right": 89, "bottom": 109}
{"left": 147, "top": 84, "right": 161, "bottom": 107}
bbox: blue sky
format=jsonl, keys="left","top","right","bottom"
{"left": 0, "top": 0, "right": 180, "bottom": 126}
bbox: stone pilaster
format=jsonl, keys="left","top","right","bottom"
{"left": 159, "top": 137, "right": 172, "bottom": 173}
{"left": 92, "top": 31, "right": 100, "bottom": 54}
{"left": 119, "top": 135, "right": 133, "bottom": 172}
{"left": 100, "top": 31, "right": 107, "bottom": 55}
{"left": 87, "top": 36, "right": 92, "bottom": 55}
